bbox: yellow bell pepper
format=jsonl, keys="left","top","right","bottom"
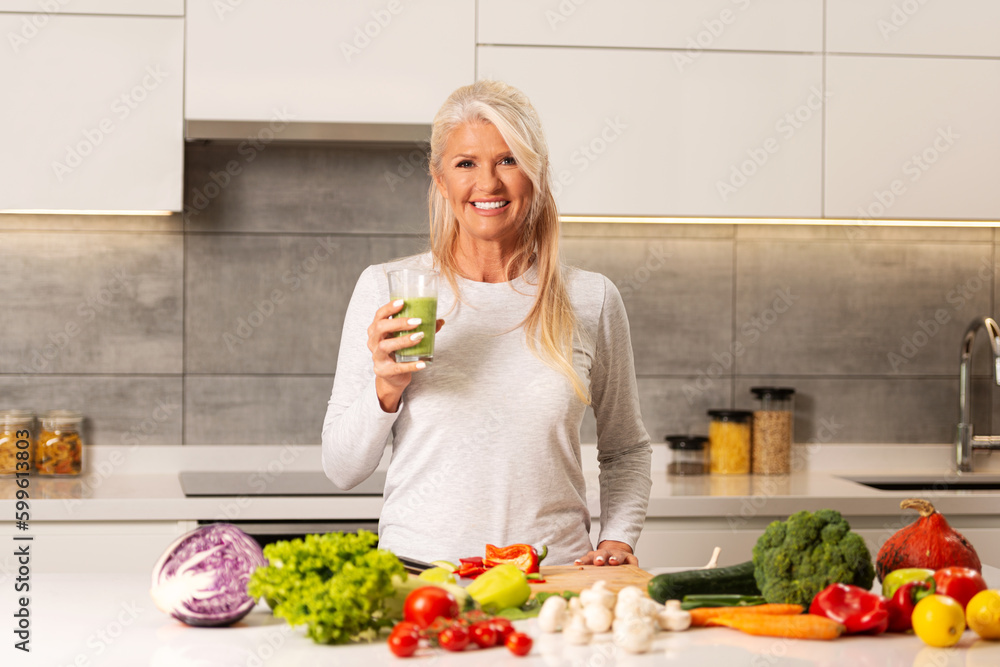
{"left": 466, "top": 563, "right": 531, "bottom": 612}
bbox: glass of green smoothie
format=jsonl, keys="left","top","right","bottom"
{"left": 387, "top": 269, "right": 439, "bottom": 363}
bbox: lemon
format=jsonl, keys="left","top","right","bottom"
{"left": 967, "top": 590, "right": 1000, "bottom": 640}
{"left": 912, "top": 594, "right": 966, "bottom": 648}
{"left": 418, "top": 567, "right": 457, "bottom": 584}
{"left": 430, "top": 560, "right": 458, "bottom": 573}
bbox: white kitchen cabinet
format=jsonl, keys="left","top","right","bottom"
{"left": 0, "top": 14, "right": 183, "bottom": 212}
{"left": 0, "top": 0, "right": 182, "bottom": 14}
{"left": 478, "top": 46, "right": 823, "bottom": 218}
{"left": 825, "top": 55, "right": 1000, "bottom": 221}
{"left": 0, "top": 521, "right": 195, "bottom": 574}
{"left": 478, "top": 0, "right": 823, "bottom": 53}
{"left": 827, "top": 0, "right": 1000, "bottom": 57}
{"left": 185, "top": 0, "right": 474, "bottom": 126}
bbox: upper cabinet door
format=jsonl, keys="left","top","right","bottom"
{"left": 478, "top": 0, "right": 823, "bottom": 53}
{"left": 827, "top": 0, "right": 1000, "bottom": 57}
{"left": 186, "top": 0, "right": 475, "bottom": 124}
{"left": 825, "top": 55, "right": 1000, "bottom": 221}
{"left": 478, "top": 46, "right": 823, "bottom": 218}
{"left": 0, "top": 14, "right": 183, "bottom": 212}
{"left": 0, "top": 0, "right": 182, "bottom": 14}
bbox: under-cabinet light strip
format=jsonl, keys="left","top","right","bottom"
{"left": 0, "top": 209, "right": 174, "bottom": 216}
{"left": 559, "top": 215, "right": 1000, "bottom": 227}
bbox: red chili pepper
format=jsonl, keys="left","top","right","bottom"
{"left": 484, "top": 544, "right": 548, "bottom": 574}
{"left": 887, "top": 579, "right": 935, "bottom": 632}
{"left": 809, "top": 583, "right": 890, "bottom": 635}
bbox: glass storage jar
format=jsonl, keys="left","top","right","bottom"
{"left": 707, "top": 410, "right": 752, "bottom": 474}
{"left": 0, "top": 410, "right": 35, "bottom": 477}
{"left": 37, "top": 410, "right": 84, "bottom": 476}
{"left": 750, "top": 387, "right": 795, "bottom": 475}
{"left": 665, "top": 435, "right": 708, "bottom": 475}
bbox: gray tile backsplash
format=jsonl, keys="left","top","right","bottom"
{"left": 2, "top": 142, "right": 996, "bottom": 448}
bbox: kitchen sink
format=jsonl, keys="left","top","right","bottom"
{"left": 843, "top": 473, "right": 1000, "bottom": 491}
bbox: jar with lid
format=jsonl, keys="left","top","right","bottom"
{"left": 707, "top": 410, "right": 752, "bottom": 475}
{"left": 0, "top": 410, "right": 35, "bottom": 477}
{"left": 751, "top": 387, "right": 795, "bottom": 475}
{"left": 37, "top": 410, "right": 84, "bottom": 476}
{"left": 665, "top": 435, "right": 708, "bottom": 475}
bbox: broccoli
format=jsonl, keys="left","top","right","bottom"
{"left": 751, "top": 508, "right": 875, "bottom": 607}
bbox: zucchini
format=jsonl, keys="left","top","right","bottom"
{"left": 647, "top": 560, "right": 760, "bottom": 604}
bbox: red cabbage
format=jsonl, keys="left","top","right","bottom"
{"left": 151, "top": 523, "right": 267, "bottom": 627}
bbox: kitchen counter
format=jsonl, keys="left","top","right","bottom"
{"left": 5, "top": 570, "right": 1000, "bottom": 666}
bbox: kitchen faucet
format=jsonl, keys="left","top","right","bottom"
{"left": 956, "top": 316, "right": 1000, "bottom": 472}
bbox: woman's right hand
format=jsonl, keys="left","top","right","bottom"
{"left": 367, "top": 299, "right": 443, "bottom": 413}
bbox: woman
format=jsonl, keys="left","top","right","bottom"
{"left": 322, "top": 80, "right": 651, "bottom": 567}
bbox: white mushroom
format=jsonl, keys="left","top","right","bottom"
{"left": 657, "top": 600, "right": 692, "bottom": 632}
{"left": 579, "top": 580, "right": 616, "bottom": 609}
{"left": 563, "top": 609, "right": 593, "bottom": 645}
{"left": 613, "top": 615, "right": 656, "bottom": 654}
{"left": 537, "top": 595, "right": 568, "bottom": 633}
{"left": 583, "top": 602, "right": 613, "bottom": 633}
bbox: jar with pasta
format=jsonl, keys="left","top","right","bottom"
{"left": 707, "top": 409, "right": 752, "bottom": 475}
{"left": 0, "top": 410, "right": 35, "bottom": 477}
{"left": 37, "top": 410, "right": 84, "bottom": 476}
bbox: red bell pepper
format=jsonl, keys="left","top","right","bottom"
{"left": 887, "top": 579, "right": 935, "bottom": 632}
{"left": 483, "top": 544, "right": 548, "bottom": 574}
{"left": 809, "top": 583, "right": 890, "bottom": 635}
{"left": 456, "top": 557, "right": 486, "bottom": 579}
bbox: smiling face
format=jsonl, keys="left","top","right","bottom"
{"left": 433, "top": 121, "right": 534, "bottom": 253}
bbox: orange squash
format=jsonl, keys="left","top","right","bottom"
{"left": 876, "top": 498, "right": 981, "bottom": 582}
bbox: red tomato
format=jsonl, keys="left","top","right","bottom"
{"left": 490, "top": 617, "right": 515, "bottom": 643}
{"left": 403, "top": 587, "right": 460, "bottom": 629}
{"left": 469, "top": 620, "right": 497, "bottom": 648}
{"left": 934, "top": 567, "right": 988, "bottom": 609}
{"left": 387, "top": 623, "right": 420, "bottom": 657}
{"left": 505, "top": 631, "right": 533, "bottom": 656}
{"left": 438, "top": 624, "right": 470, "bottom": 652}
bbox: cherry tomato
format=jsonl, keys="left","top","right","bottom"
{"left": 403, "top": 587, "right": 460, "bottom": 629}
{"left": 934, "top": 566, "right": 988, "bottom": 609}
{"left": 505, "top": 631, "right": 533, "bottom": 656}
{"left": 469, "top": 620, "right": 497, "bottom": 648}
{"left": 387, "top": 623, "right": 420, "bottom": 657}
{"left": 490, "top": 617, "right": 515, "bottom": 643}
{"left": 438, "top": 623, "right": 470, "bottom": 652}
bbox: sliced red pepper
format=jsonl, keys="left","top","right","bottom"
{"left": 459, "top": 557, "right": 484, "bottom": 566}
{"left": 809, "top": 583, "right": 890, "bottom": 635}
{"left": 887, "top": 579, "right": 935, "bottom": 632}
{"left": 484, "top": 544, "right": 547, "bottom": 574}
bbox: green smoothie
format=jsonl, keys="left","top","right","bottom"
{"left": 392, "top": 296, "right": 437, "bottom": 362}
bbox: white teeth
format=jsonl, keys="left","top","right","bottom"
{"left": 472, "top": 201, "right": 509, "bottom": 210}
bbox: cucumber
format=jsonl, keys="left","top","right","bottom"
{"left": 647, "top": 560, "right": 760, "bottom": 604}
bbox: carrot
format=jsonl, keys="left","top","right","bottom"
{"left": 708, "top": 613, "right": 845, "bottom": 640}
{"left": 689, "top": 604, "right": 804, "bottom": 627}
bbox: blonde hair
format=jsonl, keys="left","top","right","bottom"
{"left": 427, "top": 80, "right": 589, "bottom": 404}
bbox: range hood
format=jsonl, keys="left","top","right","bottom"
{"left": 185, "top": 119, "right": 430, "bottom": 145}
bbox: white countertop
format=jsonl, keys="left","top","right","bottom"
{"left": 3, "top": 444, "right": 1000, "bottom": 522}
{"left": 5, "top": 570, "right": 1000, "bottom": 666}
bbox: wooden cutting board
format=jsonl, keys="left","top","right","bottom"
{"left": 529, "top": 564, "right": 654, "bottom": 596}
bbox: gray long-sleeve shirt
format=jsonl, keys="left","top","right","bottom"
{"left": 321, "top": 252, "right": 651, "bottom": 566}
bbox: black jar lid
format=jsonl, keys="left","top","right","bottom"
{"left": 706, "top": 409, "right": 753, "bottom": 423}
{"left": 664, "top": 435, "right": 708, "bottom": 450}
{"left": 750, "top": 386, "right": 795, "bottom": 399}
